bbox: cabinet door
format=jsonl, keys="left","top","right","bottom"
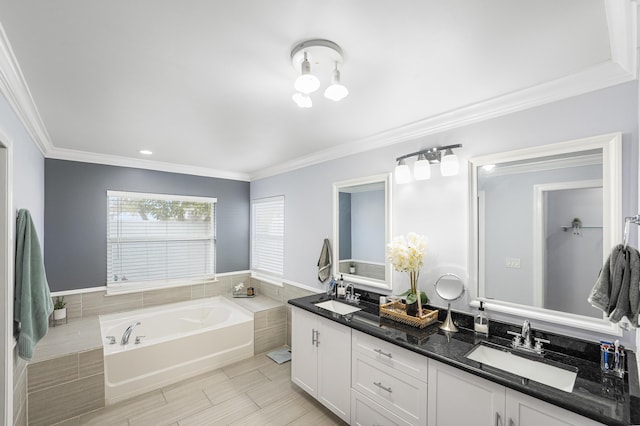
{"left": 317, "top": 315, "right": 352, "bottom": 423}
{"left": 428, "top": 360, "right": 505, "bottom": 426}
{"left": 291, "top": 308, "right": 318, "bottom": 396}
{"left": 506, "top": 389, "right": 604, "bottom": 426}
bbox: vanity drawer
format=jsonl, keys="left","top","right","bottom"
{"left": 352, "top": 330, "right": 428, "bottom": 380}
{"left": 351, "top": 389, "right": 413, "bottom": 426}
{"left": 352, "top": 353, "right": 428, "bottom": 425}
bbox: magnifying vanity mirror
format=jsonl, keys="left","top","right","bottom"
{"left": 435, "top": 273, "right": 465, "bottom": 332}
{"left": 333, "top": 173, "right": 392, "bottom": 290}
{"left": 469, "top": 133, "right": 622, "bottom": 334}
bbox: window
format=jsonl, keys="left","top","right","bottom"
{"left": 107, "top": 191, "right": 216, "bottom": 292}
{"left": 251, "top": 196, "right": 284, "bottom": 280}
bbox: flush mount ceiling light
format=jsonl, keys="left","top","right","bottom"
{"left": 394, "top": 144, "right": 463, "bottom": 184}
{"left": 291, "top": 39, "right": 348, "bottom": 107}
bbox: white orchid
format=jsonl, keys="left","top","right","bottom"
{"left": 386, "top": 232, "right": 428, "bottom": 315}
{"left": 386, "top": 232, "right": 426, "bottom": 273}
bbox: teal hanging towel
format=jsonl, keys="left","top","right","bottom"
{"left": 14, "top": 209, "right": 53, "bottom": 361}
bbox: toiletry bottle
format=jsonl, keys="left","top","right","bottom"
{"left": 474, "top": 301, "right": 489, "bottom": 335}
{"left": 337, "top": 274, "right": 346, "bottom": 299}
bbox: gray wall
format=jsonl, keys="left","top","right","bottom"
{"left": 480, "top": 164, "right": 602, "bottom": 306}
{"left": 351, "top": 190, "right": 385, "bottom": 262}
{"left": 545, "top": 187, "right": 603, "bottom": 318}
{"left": 1, "top": 91, "right": 45, "bottom": 426}
{"left": 44, "top": 159, "right": 249, "bottom": 291}
{"left": 0, "top": 94, "right": 44, "bottom": 237}
{"left": 250, "top": 80, "right": 638, "bottom": 344}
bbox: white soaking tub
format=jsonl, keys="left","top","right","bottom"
{"left": 99, "top": 296, "right": 254, "bottom": 404}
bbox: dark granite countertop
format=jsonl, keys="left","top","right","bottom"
{"left": 289, "top": 293, "right": 640, "bottom": 426}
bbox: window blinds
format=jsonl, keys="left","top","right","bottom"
{"left": 251, "top": 196, "right": 284, "bottom": 278}
{"left": 107, "top": 191, "right": 216, "bottom": 286}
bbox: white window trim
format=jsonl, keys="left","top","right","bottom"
{"left": 106, "top": 190, "right": 217, "bottom": 293}
{"left": 251, "top": 195, "right": 285, "bottom": 280}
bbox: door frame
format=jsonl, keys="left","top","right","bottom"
{"left": 532, "top": 179, "right": 602, "bottom": 308}
{"left": 0, "top": 129, "right": 13, "bottom": 426}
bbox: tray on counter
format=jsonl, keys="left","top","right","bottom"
{"left": 379, "top": 301, "right": 438, "bottom": 328}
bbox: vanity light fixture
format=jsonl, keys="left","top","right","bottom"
{"left": 413, "top": 153, "right": 431, "bottom": 180}
{"left": 291, "top": 39, "right": 348, "bottom": 108}
{"left": 394, "top": 144, "right": 462, "bottom": 184}
{"left": 440, "top": 148, "right": 459, "bottom": 176}
{"left": 394, "top": 159, "right": 412, "bottom": 184}
{"left": 139, "top": 149, "right": 153, "bottom": 155}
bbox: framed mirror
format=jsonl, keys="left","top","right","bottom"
{"left": 469, "top": 133, "right": 622, "bottom": 334}
{"left": 333, "top": 173, "right": 392, "bottom": 290}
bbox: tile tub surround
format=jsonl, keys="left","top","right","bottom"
{"left": 25, "top": 293, "right": 287, "bottom": 424}
{"left": 49, "top": 272, "right": 251, "bottom": 321}
{"left": 26, "top": 318, "right": 105, "bottom": 425}
{"left": 230, "top": 295, "right": 287, "bottom": 354}
{"left": 289, "top": 293, "right": 640, "bottom": 426}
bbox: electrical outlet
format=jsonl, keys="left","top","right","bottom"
{"left": 505, "top": 257, "right": 521, "bottom": 268}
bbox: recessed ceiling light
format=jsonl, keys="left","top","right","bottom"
{"left": 139, "top": 150, "right": 153, "bottom": 155}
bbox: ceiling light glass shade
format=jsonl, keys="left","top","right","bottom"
{"left": 324, "top": 83, "right": 348, "bottom": 101}
{"left": 413, "top": 153, "right": 431, "bottom": 180}
{"left": 295, "top": 74, "right": 320, "bottom": 94}
{"left": 395, "top": 159, "right": 411, "bottom": 184}
{"left": 324, "top": 65, "right": 348, "bottom": 101}
{"left": 294, "top": 53, "right": 320, "bottom": 94}
{"left": 440, "top": 149, "right": 459, "bottom": 176}
{"left": 292, "top": 92, "right": 312, "bottom": 108}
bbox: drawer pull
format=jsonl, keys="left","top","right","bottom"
{"left": 373, "top": 381, "right": 392, "bottom": 393}
{"left": 374, "top": 348, "right": 393, "bottom": 358}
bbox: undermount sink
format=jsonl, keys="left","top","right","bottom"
{"left": 466, "top": 343, "right": 577, "bottom": 393}
{"left": 314, "top": 300, "right": 362, "bottom": 316}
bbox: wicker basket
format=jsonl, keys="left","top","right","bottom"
{"left": 379, "top": 301, "right": 438, "bottom": 328}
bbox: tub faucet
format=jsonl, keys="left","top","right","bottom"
{"left": 521, "top": 320, "right": 531, "bottom": 347}
{"left": 121, "top": 321, "right": 141, "bottom": 345}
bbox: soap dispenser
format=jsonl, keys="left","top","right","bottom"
{"left": 474, "top": 301, "right": 489, "bottom": 335}
{"left": 337, "top": 274, "right": 346, "bottom": 299}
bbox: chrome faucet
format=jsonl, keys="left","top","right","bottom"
{"left": 121, "top": 321, "right": 141, "bottom": 345}
{"left": 507, "top": 319, "right": 549, "bottom": 355}
{"left": 345, "top": 282, "right": 354, "bottom": 299}
{"left": 521, "top": 319, "right": 531, "bottom": 348}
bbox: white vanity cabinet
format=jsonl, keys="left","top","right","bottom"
{"left": 290, "top": 307, "right": 351, "bottom": 423}
{"left": 351, "top": 330, "right": 428, "bottom": 425}
{"left": 427, "top": 360, "right": 604, "bottom": 426}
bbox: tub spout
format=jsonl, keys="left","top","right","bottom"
{"left": 121, "top": 321, "right": 141, "bottom": 345}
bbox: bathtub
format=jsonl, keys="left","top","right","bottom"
{"left": 99, "top": 296, "right": 254, "bottom": 405}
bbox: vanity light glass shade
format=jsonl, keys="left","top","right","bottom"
{"left": 440, "top": 149, "right": 459, "bottom": 176}
{"left": 294, "top": 53, "right": 320, "bottom": 94}
{"left": 395, "top": 159, "right": 411, "bottom": 184}
{"left": 292, "top": 92, "right": 312, "bottom": 108}
{"left": 413, "top": 153, "right": 431, "bottom": 180}
{"left": 324, "top": 65, "right": 349, "bottom": 101}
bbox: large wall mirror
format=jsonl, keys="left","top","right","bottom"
{"left": 333, "top": 173, "right": 392, "bottom": 290}
{"left": 469, "top": 133, "right": 622, "bottom": 334}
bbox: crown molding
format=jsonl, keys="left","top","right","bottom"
{"left": 0, "top": 6, "right": 636, "bottom": 183}
{"left": 0, "top": 22, "right": 52, "bottom": 155}
{"left": 46, "top": 147, "right": 251, "bottom": 181}
{"left": 250, "top": 60, "right": 635, "bottom": 181}
{"left": 605, "top": 0, "right": 638, "bottom": 77}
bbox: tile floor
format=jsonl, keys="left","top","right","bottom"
{"left": 58, "top": 348, "right": 346, "bottom": 426}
